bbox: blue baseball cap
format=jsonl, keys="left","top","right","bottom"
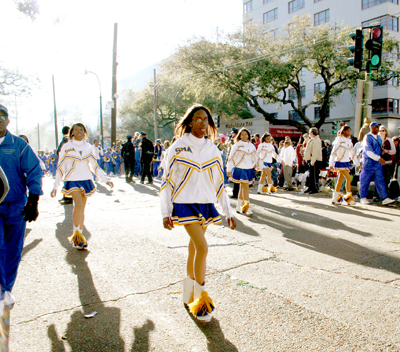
{"left": 0, "top": 104, "right": 8, "bottom": 117}
{"left": 370, "top": 121, "right": 381, "bottom": 128}
{"left": 140, "top": 131, "right": 147, "bottom": 136}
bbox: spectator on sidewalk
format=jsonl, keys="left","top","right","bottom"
{"left": 303, "top": 127, "right": 323, "bottom": 194}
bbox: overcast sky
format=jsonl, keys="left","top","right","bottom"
{"left": 1, "top": 0, "right": 243, "bottom": 142}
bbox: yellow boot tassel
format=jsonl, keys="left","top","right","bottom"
{"left": 188, "top": 291, "right": 215, "bottom": 317}
{"left": 262, "top": 186, "right": 267, "bottom": 193}
{"left": 241, "top": 201, "right": 250, "bottom": 214}
{"left": 337, "top": 194, "right": 344, "bottom": 203}
{"left": 269, "top": 185, "right": 277, "bottom": 193}
{"left": 68, "top": 231, "right": 87, "bottom": 249}
{"left": 343, "top": 193, "right": 355, "bottom": 205}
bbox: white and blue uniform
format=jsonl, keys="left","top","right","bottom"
{"left": 359, "top": 132, "right": 387, "bottom": 199}
{"left": 0, "top": 131, "right": 43, "bottom": 294}
{"left": 256, "top": 142, "right": 281, "bottom": 168}
{"left": 54, "top": 140, "right": 109, "bottom": 197}
{"left": 160, "top": 133, "right": 233, "bottom": 227}
{"left": 227, "top": 140, "right": 260, "bottom": 184}
{"left": 329, "top": 136, "right": 359, "bottom": 170}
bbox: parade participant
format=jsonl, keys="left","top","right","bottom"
{"left": 0, "top": 104, "right": 43, "bottom": 315}
{"left": 359, "top": 122, "right": 395, "bottom": 205}
{"left": 329, "top": 125, "right": 360, "bottom": 205}
{"left": 112, "top": 146, "right": 122, "bottom": 175}
{"left": 227, "top": 128, "right": 239, "bottom": 198}
{"left": 256, "top": 133, "right": 280, "bottom": 194}
{"left": 282, "top": 140, "right": 296, "bottom": 191}
{"left": 161, "top": 104, "right": 236, "bottom": 322}
{"left": 303, "top": 127, "right": 323, "bottom": 194}
{"left": 379, "top": 125, "right": 396, "bottom": 193}
{"left": 103, "top": 148, "right": 113, "bottom": 176}
{"left": 121, "top": 135, "right": 136, "bottom": 183}
{"left": 51, "top": 123, "right": 113, "bottom": 249}
{"left": 49, "top": 150, "right": 57, "bottom": 177}
{"left": 227, "top": 127, "right": 260, "bottom": 215}
{"left": 93, "top": 139, "right": 104, "bottom": 169}
{"left": 153, "top": 139, "right": 163, "bottom": 178}
{"left": 139, "top": 131, "right": 154, "bottom": 184}
{"left": 57, "top": 126, "right": 73, "bottom": 204}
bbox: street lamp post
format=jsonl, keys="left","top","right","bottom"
{"left": 85, "top": 70, "right": 103, "bottom": 146}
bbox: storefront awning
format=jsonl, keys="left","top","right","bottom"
{"left": 269, "top": 126, "right": 303, "bottom": 138}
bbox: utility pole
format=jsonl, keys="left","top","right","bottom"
{"left": 111, "top": 23, "right": 118, "bottom": 146}
{"left": 14, "top": 94, "right": 18, "bottom": 135}
{"left": 52, "top": 75, "right": 59, "bottom": 147}
{"left": 37, "top": 123, "right": 40, "bottom": 150}
{"left": 153, "top": 69, "right": 158, "bottom": 141}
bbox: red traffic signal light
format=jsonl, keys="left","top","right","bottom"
{"left": 365, "top": 25, "right": 383, "bottom": 69}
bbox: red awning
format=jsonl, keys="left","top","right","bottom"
{"left": 269, "top": 126, "right": 303, "bottom": 138}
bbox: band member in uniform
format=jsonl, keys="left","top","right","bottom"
{"left": 112, "top": 146, "right": 121, "bottom": 175}
{"left": 140, "top": 132, "right": 154, "bottom": 184}
{"left": 103, "top": 148, "right": 113, "bottom": 176}
{"left": 0, "top": 104, "right": 43, "bottom": 316}
{"left": 227, "top": 128, "right": 260, "bottom": 215}
{"left": 51, "top": 123, "right": 113, "bottom": 249}
{"left": 161, "top": 104, "right": 236, "bottom": 322}
{"left": 121, "top": 135, "right": 136, "bottom": 183}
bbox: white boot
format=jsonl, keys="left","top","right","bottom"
{"left": 182, "top": 277, "right": 195, "bottom": 306}
{"left": 4, "top": 291, "right": 15, "bottom": 307}
{"left": 257, "top": 184, "right": 266, "bottom": 195}
{"left": 188, "top": 281, "right": 215, "bottom": 322}
{"left": 243, "top": 200, "right": 253, "bottom": 215}
{"left": 343, "top": 192, "right": 356, "bottom": 206}
{"left": 236, "top": 199, "right": 243, "bottom": 213}
{"left": 331, "top": 191, "right": 341, "bottom": 205}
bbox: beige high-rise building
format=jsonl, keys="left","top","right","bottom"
{"left": 242, "top": 0, "right": 400, "bottom": 140}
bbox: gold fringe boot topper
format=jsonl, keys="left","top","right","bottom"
{"left": 68, "top": 231, "right": 88, "bottom": 249}
{"left": 188, "top": 282, "right": 215, "bottom": 322}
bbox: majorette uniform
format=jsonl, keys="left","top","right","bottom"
{"left": 160, "top": 133, "right": 234, "bottom": 322}
{"left": 329, "top": 136, "right": 359, "bottom": 205}
{"left": 53, "top": 140, "right": 109, "bottom": 249}
{"left": 227, "top": 140, "right": 260, "bottom": 214}
{"left": 54, "top": 140, "right": 109, "bottom": 197}
{"left": 256, "top": 142, "right": 281, "bottom": 194}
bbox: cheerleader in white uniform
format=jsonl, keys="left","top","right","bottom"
{"left": 256, "top": 133, "right": 281, "bottom": 194}
{"left": 51, "top": 123, "right": 114, "bottom": 249}
{"left": 227, "top": 128, "right": 260, "bottom": 215}
{"left": 161, "top": 104, "right": 236, "bottom": 322}
{"left": 329, "top": 125, "right": 360, "bottom": 205}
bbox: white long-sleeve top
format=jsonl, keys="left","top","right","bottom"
{"left": 283, "top": 145, "right": 296, "bottom": 167}
{"left": 329, "top": 136, "right": 359, "bottom": 168}
{"left": 256, "top": 142, "right": 281, "bottom": 165}
{"left": 226, "top": 140, "right": 260, "bottom": 173}
{"left": 160, "top": 133, "right": 233, "bottom": 219}
{"left": 53, "top": 139, "right": 109, "bottom": 190}
{"left": 93, "top": 145, "right": 104, "bottom": 159}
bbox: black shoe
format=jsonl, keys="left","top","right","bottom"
{"left": 140, "top": 181, "right": 144, "bottom": 184}
{"left": 308, "top": 190, "right": 319, "bottom": 194}
{"left": 59, "top": 198, "right": 73, "bottom": 205}
{"left": 146, "top": 181, "right": 153, "bottom": 184}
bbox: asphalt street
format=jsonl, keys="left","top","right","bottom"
{"left": 7, "top": 175, "right": 400, "bottom": 351}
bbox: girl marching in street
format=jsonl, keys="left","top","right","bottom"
{"left": 329, "top": 125, "right": 360, "bottom": 205}
{"left": 51, "top": 123, "right": 114, "bottom": 249}
{"left": 160, "top": 104, "right": 236, "bottom": 322}
{"left": 256, "top": 132, "right": 281, "bottom": 194}
{"left": 227, "top": 127, "right": 260, "bottom": 215}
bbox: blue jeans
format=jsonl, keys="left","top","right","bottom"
{"left": 153, "top": 161, "right": 161, "bottom": 177}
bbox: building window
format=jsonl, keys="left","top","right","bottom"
{"left": 288, "top": 86, "right": 306, "bottom": 99}
{"left": 314, "top": 0, "right": 323, "bottom": 2}
{"left": 289, "top": 110, "right": 302, "bottom": 121}
{"left": 264, "top": 8, "right": 278, "bottom": 23}
{"left": 263, "top": 0, "right": 273, "bottom": 3}
{"left": 372, "top": 98, "right": 399, "bottom": 114}
{"left": 314, "top": 106, "right": 330, "bottom": 120}
{"left": 314, "top": 9, "right": 330, "bottom": 26}
{"left": 362, "top": 0, "right": 398, "bottom": 10}
{"left": 244, "top": 1, "right": 253, "bottom": 14}
{"left": 314, "top": 82, "right": 325, "bottom": 94}
{"left": 267, "top": 28, "right": 278, "bottom": 41}
{"left": 363, "top": 15, "right": 399, "bottom": 31}
{"left": 289, "top": 0, "right": 305, "bottom": 13}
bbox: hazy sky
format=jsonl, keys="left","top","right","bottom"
{"left": 1, "top": 0, "right": 243, "bottom": 141}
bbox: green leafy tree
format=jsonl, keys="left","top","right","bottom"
{"left": 14, "top": 0, "right": 39, "bottom": 21}
{"left": 0, "top": 66, "right": 37, "bottom": 96}
{"left": 162, "top": 15, "right": 400, "bottom": 133}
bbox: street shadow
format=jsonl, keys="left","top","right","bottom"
{"left": 130, "top": 319, "right": 155, "bottom": 352}
{"left": 50, "top": 204, "right": 125, "bottom": 351}
{"left": 228, "top": 212, "right": 260, "bottom": 237}
{"left": 47, "top": 324, "right": 66, "bottom": 352}
{"left": 127, "top": 182, "right": 160, "bottom": 197}
{"left": 24, "top": 228, "right": 32, "bottom": 237}
{"left": 240, "top": 198, "right": 400, "bottom": 275}
{"left": 21, "top": 238, "right": 43, "bottom": 258}
{"left": 249, "top": 197, "right": 372, "bottom": 238}
{"left": 186, "top": 308, "right": 238, "bottom": 352}
{"left": 95, "top": 183, "right": 113, "bottom": 196}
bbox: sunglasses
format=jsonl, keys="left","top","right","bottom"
{"left": 0, "top": 115, "right": 8, "bottom": 121}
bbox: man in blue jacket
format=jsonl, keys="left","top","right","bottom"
{"left": 359, "top": 121, "right": 395, "bottom": 205}
{"left": 0, "top": 104, "right": 43, "bottom": 316}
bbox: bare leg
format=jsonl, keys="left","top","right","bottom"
{"left": 260, "top": 171, "right": 266, "bottom": 185}
{"left": 71, "top": 191, "right": 84, "bottom": 228}
{"left": 241, "top": 182, "right": 250, "bottom": 201}
{"left": 184, "top": 224, "right": 208, "bottom": 285}
{"left": 266, "top": 168, "right": 273, "bottom": 185}
{"left": 335, "top": 173, "right": 344, "bottom": 193}
{"left": 186, "top": 239, "right": 195, "bottom": 280}
{"left": 343, "top": 170, "right": 352, "bottom": 193}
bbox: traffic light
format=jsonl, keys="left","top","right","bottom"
{"left": 365, "top": 25, "right": 383, "bottom": 70}
{"left": 214, "top": 115, "right": 220, "bottom": 128}
{"left": 348, "top": 29, "right": 364, "bottom": 70}
{"left": 332, "top": 123, "right": 337, "bottom": 135}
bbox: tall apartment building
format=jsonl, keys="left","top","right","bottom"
{"left": 242, "top": 0, "right": 400, "bottom": 140}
